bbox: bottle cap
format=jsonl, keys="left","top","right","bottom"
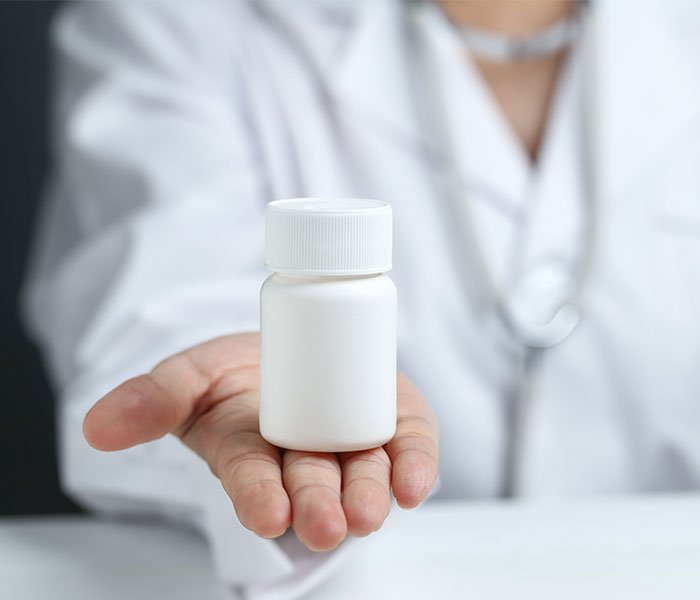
{"left": 265, "top": 198, "right": 392, "bottom": 275}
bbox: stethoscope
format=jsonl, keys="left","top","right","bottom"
{"left": 413, "top": 1, "right": 599, "bottom": 351}
{"left": 408, "top": 0, "right": 601, "bottom": 494}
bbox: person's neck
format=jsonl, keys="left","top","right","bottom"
{"left": 435, "top": 1, "right": 576, "bottom": 36}
{"left": 433, "top": 1, "right": 580, "bottom": 161}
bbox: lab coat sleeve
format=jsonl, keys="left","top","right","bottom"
{"left": 22, "top": 1, "right": 357, "bottom": 594}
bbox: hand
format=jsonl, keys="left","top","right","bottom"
{"left": 83, "top": 333, "right": 439, "bottom": 551}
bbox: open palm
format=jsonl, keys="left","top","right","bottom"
{"left": 83, "top": 332, "right": 439, "bottom": 550}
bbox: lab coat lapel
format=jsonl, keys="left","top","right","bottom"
{"left": 412, "top": 3, "right": 531, "bottom": 215}
{"left": 595, "top": 0, "right": 700, "bottom": 201}
{"left": 251, "top": 0, "right": 428, "bottom": 198}
{"left": 330, "top": 0, "right": 426, "bottom": 160}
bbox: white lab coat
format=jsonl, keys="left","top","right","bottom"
{"left": 22, "top": 0, "right": 700, "bottom": 596}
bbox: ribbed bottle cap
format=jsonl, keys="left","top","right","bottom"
{"left": 265, "top": 198, "right": 392, "bottom": 275}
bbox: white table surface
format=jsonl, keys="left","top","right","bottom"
{"left": 2, "top": 495, "right": 700, "bottom": 600}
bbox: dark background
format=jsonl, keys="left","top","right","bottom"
{"left": 1, "top": 1, "right": 79, "bottom": 515}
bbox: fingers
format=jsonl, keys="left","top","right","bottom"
{"left": 223, "top": 439, "right": 291, "bottom": 539}
{"left": 181, "top": 394, "right": 291, "bottom": 539}
{"left": 83, "top": 333, "right": 259, "bottom": 451}
{"left": 176, "top": 391, "right": 291, "bottom": 538}
{"left": 338, "top": 448, "right": 392, "bottom": 537}
{"left": 384, "top": 374, "right": 440, "bottom": 509}
{"left": 283, "top": 451, "right": 347, "bottom": 552}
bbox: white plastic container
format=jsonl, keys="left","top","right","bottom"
{"left": 260, "top": 198, "right": 397, "bottom": 452}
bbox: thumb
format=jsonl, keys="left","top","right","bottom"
{"left": 83, "top": 356, "right": 209, "bottom": 451}
{"left": 83, "top": 334, "right": 259, "bottom": 451}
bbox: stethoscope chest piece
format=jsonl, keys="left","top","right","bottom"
{"left": 501, "top": 261, "right": 582, "bottom": 349}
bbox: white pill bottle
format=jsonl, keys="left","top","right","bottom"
{"left": 260, "top": 198, "right": 397, "bottom": 452}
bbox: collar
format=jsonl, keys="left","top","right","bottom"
{"left": 327, "top": 0, "right": 700, "bottom": 201}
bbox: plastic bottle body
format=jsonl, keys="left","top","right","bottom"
{"left": 260, "top": 272, "right": 397, "bottom": 452}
